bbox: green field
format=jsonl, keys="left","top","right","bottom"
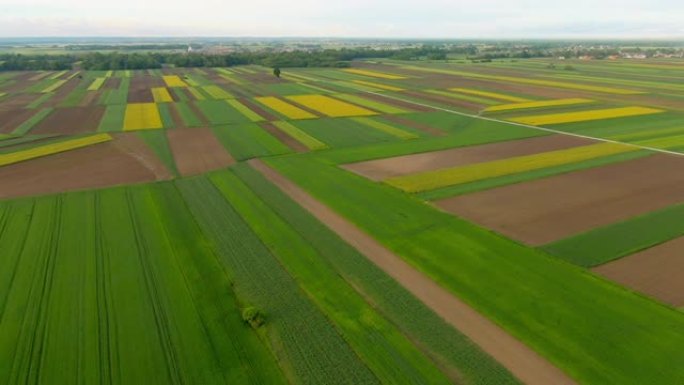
{"left": 2, "top": 59, "right": 684, "bottom": 384}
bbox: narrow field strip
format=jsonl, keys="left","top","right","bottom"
{"left": 123, "top": 103, "right": 163, "bottom": 131}
{"left": 87, "top": 77, "right": 106, "bottom": 91}
{"left": 151, "top": 87, "right": 173, "bottom": 103}
{"left": 219, "top": 167, "right": 453, "bottom": 385}
{"left": 351, "top": 117, "right": 418, "bottom": 140}
{"left": 387, "top": 142, "right": 636, "bottom": 193}
{"left": 187, "top": 87, "right": 207, "bottom": 100}
{"left": 225, "top": 99, "right": 264, "bottom": 122}
{"left": 485, "top": 98, "right": 595, "bottom": 112}
{"left": 510, "top": 106, "right": 664, "bottom": 126}
{"left": 162, "top": 75, "right": 188, "bottom": 88}
{"left": 449, "top": 87, "right": 531, "bottom": 103}
{"left": 543, "top": 203, "right": 684, "bottom": 267}
{"left": 41, "top": 80, "right": 67, "bottom": 93}
{"left": 254, "top": 96, "right": 317, "bottom": 119}
{"left": 343, "top": 68, "right": 407, "bottom": 79}
{"left": 12, "top": 108, "right": 53, "bottom": 135}
{"left": 202, "top": 85, "right": 233, "bottom": 99}
{"left": 47, "top": 70, "right": 68, "bottom": 80}
{"left": 352, "top": 80, "right": 404, "bottom": 91}
{"left": 249, "top": 159, "right": 576, "bottom": 385}
{"left": 333, "top": 93, "right": 407, "bottom": 114}
{"left": 286, "top": 94, "right": 377, "bottom": 117}
{"left": 273, "top": 121, "right": 328, "bottom": 150}
{"left": 425, "top": 89, "right": 500, "bottom": 105}
{"left": 402, "top": 65, "right": 645, "bottom": 94}
{"left": 0, "top": 133, "right": 111, "bottom": 166}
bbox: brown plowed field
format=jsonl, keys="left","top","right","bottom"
{"left": 167, "top": 128, "right": 235, "bottom": 176}
{"left": 0, "top": 133, "right": 171, "bottom": 199}
{"left": 593, "top": 237, "right": 684, "bottom": 306}
{"left": 128, "top": 75, "right": 164, "bottom": 103}
{"left": 249, "top": 158, "right": 576, "bottom": 385}
{"left": 30, "top": 106, "right": 104, "bottom": 135}
{"left": 0, "top": 109, "right": 41, "bottom": 134}
{"left": 0, "top": 94, "right": 40, "bottom": 110}
{"left": 344, "top": 134, "right": 592, "bottom": 180}
{"left": 435, "top": 154, "right": 684, "bottom": 245}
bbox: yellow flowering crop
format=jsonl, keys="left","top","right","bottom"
{"left": 255, "top": 96, "right": 317, "bottom": 120}
{"left": 286, "top": 94, "right": 377, "bottom": 117}
{"left": 510, "top": 106, "right": 663, "bottom": 126}
{"left": 123, "top": 103, "right": 163, "bottom": 131}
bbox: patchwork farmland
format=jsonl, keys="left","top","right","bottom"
{"left": 1, "top": 58, "right": 684, "bottom": 385}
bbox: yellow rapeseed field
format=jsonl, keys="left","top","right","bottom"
{"left": 509, "top": 106, "right": 663, "bottom": 126}
{"left": 151, "top": 87, "right": 173, "bottom": 103}
{"left": 450, "top": 88, "right": 531, "bottom": 103}
{"left": 386, "top": 142, "right": 637, "bottom": 192}
{"left": 343, "top": 68, "right": 407, "bottom": 79}
{"left": 88, "top": 78, "right": 106, "bottom": 91}
{"left": 485, "top": 98, "right": 595, "bottom": 112}
{"left": 255, "top": 96, "right": 317, "bottom": 119}
{"left": 162, "top": 75, "right": 188, "bottom": 88}
{"left": 0, "top": 133, "right": 112, "bottom": 167}
{"left": 41, "top": 80, "right": 67, "bottom": 93}
{"left": 287, "top": 95, "right": 377, "bottom": 117}
{"left": 352, "top": 80, "right": 404, "bottom": 92}
{"left": 123, "top": 103, "right": 163, "bottom": 131}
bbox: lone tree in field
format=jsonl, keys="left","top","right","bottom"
{"left": 273, "top": 67, "right": 281, "bottom": 78}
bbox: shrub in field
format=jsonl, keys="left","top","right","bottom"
{"left": 242, "top": 306, "right": 265, "bottom": 328}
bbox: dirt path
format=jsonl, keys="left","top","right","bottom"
{"left": 248, "top": 158, "right": 576, "bottom": 385}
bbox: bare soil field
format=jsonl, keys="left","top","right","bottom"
{"left": 30, "top": 106, "right": 104, "bottom": 134}
{"left": 128, "top": 75, "right": 164, "bottom": 103}
{"left": 167, "top": 127, "right": 235, "bottom": 176}
{"left": 593, "top": 237, "right": 684, "bottom": 306}
{"left": 249, "top": 158, "right": 576, "bottom": 385}
{"left": 0, "top": 108, "right": 41, "bottom": 134}
{"left": 344, "top": 134, "right": 593, "bottom": 180}
{"left": 435, "top": 154, "right": 684, "bottom": 245}
{"left": 240, "top": 98, "right": 277, "bottom": 120}
{"left": 0, "top": 133, "right": 171, "bottom": 199}
{"left": 0, "top": 94, "right": 41, "bottom": 110}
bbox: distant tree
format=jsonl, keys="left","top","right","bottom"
{"left": 242, "top": 307, "right": 265, "bottom": 329}
{"left": 273, "top": 67, "right": 281, "bottom": 78}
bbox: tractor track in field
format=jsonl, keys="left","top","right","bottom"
{"left": 248, "top": 158, "right": 577, "bottom": 385}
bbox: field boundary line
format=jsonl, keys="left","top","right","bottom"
{"left": 249, "top": 158, "right": 577, "bottom": 385}
{"left": 365, "top": 91, "right": 684, "bottom": 157}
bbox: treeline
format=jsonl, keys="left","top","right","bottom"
{"left": 65, "top": 44, "right": 203, "bottom": 51}
{"left": 0, "top": 46, "right": 472, "bottom": 71}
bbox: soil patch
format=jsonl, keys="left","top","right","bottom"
{"left": 0, "top": 133, "right": 171, "bottom": 199}
{"left": 593, "top": 237, "right": 684, "bottom": 306}
{"left": 167, "top": 127, "right": 235, "bottom": 176}
{"left": 31, "top": 106, "right": 105, "bottom": 135}
{"left": 436, "top": 154, "right": 684, "bottom": 245}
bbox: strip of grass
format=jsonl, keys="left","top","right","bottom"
{"left": 176, "top": 177, "right": 379, "bottom": 385}
{"left": 225, "top": 99, "right": 264, "bottom": 122}
{"left": 293, "top": 117, "right": 400, "bottom": 148}
{"left": 174, "top": 102, "right": 203, "bottom": 127}
{"left": 156, "top": 103, "right": 175, "bottom": 128}
{"left": 272, "top": 121, "right": 328, "bottom": 150}
{"left": 26, "top": 93, "right": 54, "bottom": 109}
{"left": 137, "top": 131, "right": 178, "bottom": 176}
{"left": 211, "top": 124, "right": 291, "bottom": 160}
{"left": 351, "top": 117, "right": 419, "bottom": 140}
{"left": 543, "top": 203, "right": 684, "bottom": 267}
{"left": 12, "top": 108, "right": 53, "bottom": 135}
{"left": 333, "top": 93, "right": 408, "bottom": 114}
{"left": 196, "top": 100, "right": 252, "bottom": 125}
{"left": 267, "top": 148, "right": 684, "bottom": 385}
{"left": 232, "top": 163, "right": 521, "bottom": 385}
{"left": 98, "top": 105, "right": 125, "bottom": 132}
{"left": 216, "top": 166, "right": 453, "bottom": 385}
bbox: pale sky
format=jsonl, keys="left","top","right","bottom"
{"left": 2, "top": 0, "right": 684, "bottom": 38}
